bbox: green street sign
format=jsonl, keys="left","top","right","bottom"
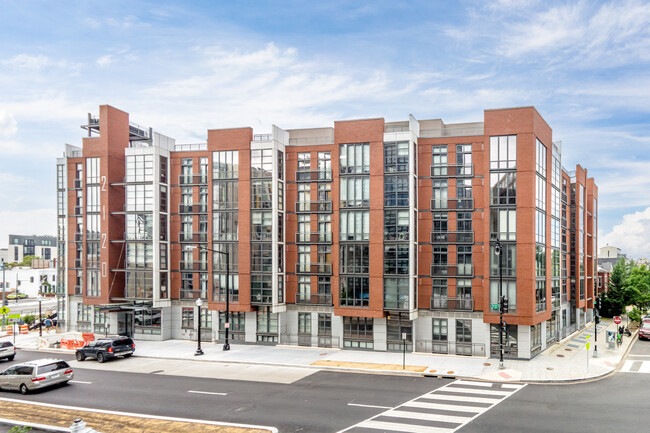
{"left": 0, "top": 306, "right": 10, "bottom": 315}
{"left": 8, "top": 314, "right": 20, "bottom": 319}
{"left": 490, "top": 303, "right": 499, "bottom": 309}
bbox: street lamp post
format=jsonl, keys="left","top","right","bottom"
{"left": 1, "top": 259, "right": 5, "bottom": 330}
{"left": 37, "top": 295, "right": 44, "bottom": 337}
{"left": 195, "top": 298, "right": 204, "bottom": 356}
{"left": 495, "top": 238, "right": 505, "bottom": 370}
{"left": 190, "top": 245, "right": 230, "bottom": 351}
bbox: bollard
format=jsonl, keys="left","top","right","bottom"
{"left": 69, "top": 418, "right": 101, "bottom": 433}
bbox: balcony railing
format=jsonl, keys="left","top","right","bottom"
{"left": 295, "top": 169, "right": 333, "bottom": 182}
{"left": 74, "top": 232, "right": 83, "bottom": 242}
{"left": 178, "top": 203, "right": 208, "bottom": 213}
{"left": 430, "top": 296, "right": 474, "bottom": 311}
{"left": 296, "top": 262, "right": 332, "bottom": 275}
{"left": 251, "top": 292, "right": 273, "bottom": 305}
{"left": 73, "top": 258, "right": 82, "bottom": 269}
{"left": 415, "top": 340, "right": 486, "bottom": 357}
{"left": 430, "top": 163, "right": 474, "bottom": 177}
{"left": 212, "top": 292, "right": 239, "bottom": 303}
{"left": 430, "top": 231, "right": 474, "bottom": 244}
{"left": 179, "top": 261, "right": 208, "bottom": 271}
{"left": 179, "top": 289, "right": 207, "bottom": 301}
{"left": 295, "top": 200, "right": 333, "bottom": 213}
{"left": 74, "top": 206, "right": 83, "bottom": 216}
{"left": 179, "top": 232, "right": 208, "bottom": 243}
{"left": 430, "top": 264, "right": 474, "bottom": 277}
{"left": 73, "top": 285, "right": 82, "bottom": 295}
{"left": 295, "top": 232, "right": 332, "bottom": 244}
{"left": 73, "top": 179, "right": 83, "bottom": 189}
{"left": 178, "top": 174, "right": 208, "bottom": 185}
{"left": 430, "top": 198, "right": 474, "bottom": 211}
{"left": 295, "top": 292, "right": 332, "bottom": 305}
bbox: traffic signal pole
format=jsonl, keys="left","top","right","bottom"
{"left": 495, "top": 239, "right": 505, "bottom": 370}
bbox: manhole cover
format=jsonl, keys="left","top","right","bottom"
{"left": 483, "top": 363, "right": 491, "bottom": 366}
{"left": 556, "top": 354, "right": 565, "bottom": 357}
{"left": 547, "top": 367, "right": 554, "bottom": 371}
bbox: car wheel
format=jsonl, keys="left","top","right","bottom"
{"left": 7, "top": 355, "right": 14, "bottom": 361}
{"left": 123, "top": 354, "right": 132, "bottom": 358}
{"left": 76, "top": 352, "right": 85, "bottom": 361}
{"left": 97, "top": 353, "right": 105, "bottom": 363}
{"left": 20, "top": 384, "right": 28, "bottom": 395}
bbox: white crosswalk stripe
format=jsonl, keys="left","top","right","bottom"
{"left": 621, "top": 360, "right": 650, "bottom": 373}
{"left": 339, "top": 380, "right": 526, "bottom": 433}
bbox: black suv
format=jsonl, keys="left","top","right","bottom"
{"left": 75, "top": 336, "right": 135, "bottom": 363}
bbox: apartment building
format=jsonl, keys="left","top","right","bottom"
{"left": 56, "top": 105, "right": 598, "bottom": 359}
{"left": 7, "top": 234, "right": 56, "bottom": 263}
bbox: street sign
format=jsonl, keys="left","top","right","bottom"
{"left": 0, "top": 306, "right": 10, "bottom": 315}
{"left": 586, "top": 335, "right": 590, "bottom": 351}
{"left": 7, "top": 314, "right": 19, "bottom": 319}
{"left": 8, "top": 317, "right": 19, "bottom": 323}
{"left": 491, "top": 303, "right": 499, "bottom": 309}
{"left": 613, "top": 316, "right": 622, "bottom": 325}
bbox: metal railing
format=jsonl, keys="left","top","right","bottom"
{"left": 430, "top": 231, "right": 474, "bottom": 244}
{"left": 179, "top": 290, "right": 207, "bottom": 300}
{"left": 253, "top": 133, "right": 272, "bottom": 142}
{"left": 288, "top": 136, "right": 334, "bottom": 146}
{"left": 430, "top": 198, "right": 474, "bottom": 211}
{"left": 174, "top": 143, "right": 207, "bottom": 152}
{"left": 73, "top": 179, "right": 83, "bottom": 189}
{"left": 179, "top": 261, "right": 208, "bottom": 271}
{"left": 178, "top": 174, "right": 208, "bottom": 185}
{"left": 295, "top": 169, "right": 333, "bottom": 182}
{"left": 74, "top": 206, "right": 82, "bottom": 216}
{"left": 178, "top": 203, "right": 208, "bottom": 213}
{"left": 178, "top": 232, "right": 208, "bottom": 243}
{"left": 251, "top": 292, "right": 273, "bottom": 305}
{"left": 212, "top": 292, "right": 239, "bottom": 303}
{"left": 73, "top": 258, "right": 82, "bottom": 268}
{"left": 430, "top": 264, "right": 474, "bottom": 277}
{"left": 430, "top": 296, "right": 474, "bottom": 311}
{"left": 74, "top": 232, "right": 83, "bottom": 242}
{"left": 295, "top": 292, "right": 332, "bottom": 305}
{"left": 415, "top": 340, "right": 486, "bottom": 357}
{"left": 420, "top": 125, "right": 484, "bottom": 138}
{"left": 295, "top": 200, "right": 333, "bottom": 213}
{"left": 430, "top": 163, "right": 474, "bottom": 177}
{"left": 296, "top": 262, "right": 332, "bottom": 275}
{"left": 295, "top": 232, "right": 332, "bottom": 244}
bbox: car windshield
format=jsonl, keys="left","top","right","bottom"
{"left": 643, "top": 322, "right": 650, "bottom": 329}
{"left": 38, "top": 361, "right": 70, "bottom": 374}
{"left": 0, "top": 342, "right": 13, "bottom": 348}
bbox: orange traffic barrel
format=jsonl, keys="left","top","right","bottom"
{"left": 6, "top": 325, "right": 13, "bottom": 335}
{"left": 20, "top": 324, "right": 29, "bottom": 334}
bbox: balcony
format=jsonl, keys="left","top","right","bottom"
{"left": 74, "top": 232, "right": 83, "bottom": 242}
{"left": 430, "top": 198, "right": 474, "bottom": 211}
{"left": 296, "top": 262, "right": 332, "bottom": 275}
{"left": 295, "top": 169, "right": 333, "bottom": 182}
{"left": 178, "top": 174, "right": 208, "bottom": 185}
{"left": 430, "top": 263, "right": 474, "bottom": 277}
{"left": 251, "top": 292, "right": 273, "bottom": 305}
{"left": 430, "top": 231, "right": 474, "bottom": 244}
{"left": 73, "top": 258, "right": 83, "bottom": 269}
{"left": 178, "top": 203, "right": 208, "bottom": 214}
{"left": 179, "top": 289, "right": 207, "bottom": 301}
{"left": 179, "top": 261, "right": 208, "bottom": 272}
{"left": 74, "top": 206, "right": 83, "bottom": 216}
{"left": 295, "top": 200, "right": 332, "bottom": 213}
{"left": 430, "top": 296, "right": 474, "bottom": 311}
{"left": 295, "top": 232, "right": 332, "bottom": 244}
{"left": 430, "top": 163, "right": 474, "bottom": 178}
{"left": 179, "top": 232, "right": 208, "bottom": 243}
{"left": 73, "top": 179, "right": 83, "bottom": 189}
{"left": 212, "top": 292, "right": 239, "bottom": 303}
{"left": 295, "top": 292, "right": 332, "bottom": 306}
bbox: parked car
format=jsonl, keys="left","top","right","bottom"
{"left": 6, "top": 293, "right": 27, "bottom": 300}
{"left": 0, "top": 359, "right": 73, "bottom": 394}
{"left": 0, "top": 341, "right": 15, "bottom": 361}
{"left": 75, "top": 336, "right": 135, "bottom": 363}
{"left": 639, "top": 320, "right": 650, "bottom": 340}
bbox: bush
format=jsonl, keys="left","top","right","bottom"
{"left": 22, "top": 314, "right": 35, "bottom": 325}
{"left": 629, "top": 307, "right": 643, "bottom": 323}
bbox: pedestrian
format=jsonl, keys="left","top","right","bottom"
{"left": 44, "top": 318, "right": 53, "bottom": 331}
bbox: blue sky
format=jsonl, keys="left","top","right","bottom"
{"left": 1, "top": 0, "right": 649, "bottom": 257}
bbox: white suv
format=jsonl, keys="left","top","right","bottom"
{"left": 0, "top": 358, "right": 73, "bottom": 394}
{"left": 0, "top": 341, "right": 15, "bottom": 361}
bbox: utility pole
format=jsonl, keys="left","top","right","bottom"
{"left": 495, "top": 238, "right": 505, "bottom": 369}
{"left": 1, "top": 259, "right": 5, "bottom": 330}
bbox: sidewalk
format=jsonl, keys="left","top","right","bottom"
{"left": 0, "top": 317, "right": 635, "bottom": 384}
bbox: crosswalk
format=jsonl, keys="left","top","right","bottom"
{"left": 620, "top": 360, "right": 650, "bottom": 373}
{"left": 340, "top": 380, "right": 526, "bottom": 433}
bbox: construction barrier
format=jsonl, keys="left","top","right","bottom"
{"left": 6, "top": 325, "right": 13, "bottom": 335}
{"left": 82, "top": 333, "right": 95, "bottom": 342}
{"left": 20, "top": 324, "right": 29, "bottom": 334}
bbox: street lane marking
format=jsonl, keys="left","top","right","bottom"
{"left": 69, "top": 380, "right": 92, "bottom": 384}
{"left": 347, "top": 403, "right": 392, "bottom": 410}
{"left": 188, "top": 390, "right": 228, "bottom": 396}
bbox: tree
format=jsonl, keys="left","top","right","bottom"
{"left": 624, "top": 264, "right": 650, "bottom": 316}
{"left": 600, "top": 258, "right": 631, "bottom": 317}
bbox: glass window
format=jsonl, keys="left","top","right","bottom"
{"left": 343, "top": 317, "right": 373, "bottom": 349}
{"left": 340, "top": 277, "right": 369, "bottom": 307}
{"left": 340, "top": 177, "right": 370, "bottom": 208}
{"left": 384, "top": 278, "right": 409, "bottom": 309}
{"left": 384, "top": 175, "right": 409, "bottom": 207}
{"left": 251, "top": 149, "right": 273, "bottom": 178}
{"left": 490, "top": 135, "right": 517, "bottom": 169}
{"left": 212, "top": 151, "right": 239, "bottom": 179}
{"left": 384, "top": 244, "right": 409, "bottom": 275}
{"left": 181, "top": 307, "right": 194, "bottom": 328}
{"left": 431, "top": 145, "right": 448, "bottom": 176}
{"left": 340, "top": 143, "right": 370, "bottom": 174}
{"left": 536, "top": 139, "right": 547, "bottom": 176}
{"left": 490, "top": 172, "right": 516, "bottom": 205}
{"left": 384, "top": 210, "right": 409, "bottom": 241}
{"left": 339, "top": 211, "right": 369, "bottom": 241}
{"left": 340, "top": 244, "right": 369, "bottom": 274}
{"left": 384, "top": 142, "right": 409, "bottom": 173}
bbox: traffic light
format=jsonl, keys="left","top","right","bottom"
{"left": 501, "top": 320, "right": 507, "bottom": 331}
{"left": 595, "top": 314, "right": 600, "bottom": 325}
{"left": 500, "top": 296, "right": 509, "bottom": 313}
{"left": 595, "top": 297, "right": 601, "bottom": 312}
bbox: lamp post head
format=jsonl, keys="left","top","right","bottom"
{"left": 37, "top": 295, "right": 44, "bottom": 302}
{"left": 494, "top": 239, "right": 501, "bottom": 256}
{"left": 195, "top": 298, "right": 203, "bottom": 307}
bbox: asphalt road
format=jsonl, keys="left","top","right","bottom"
{"left": 2, "top": 340, "right": 650, "bottom": 433}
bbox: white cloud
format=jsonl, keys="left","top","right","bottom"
{"left": 97, "top": 55, "right": 113, "bottom": 68}
{"left": 0, "top": 209, "right": 56, "bottom": 249}
{"left": 601, "top": 207, "right": 650, "bottom": 258}
{"left": 2, "top": 54, "right": 50, "bottom": 70}
{"left": 0, "top": 109, "right": 17, "bottom": 136}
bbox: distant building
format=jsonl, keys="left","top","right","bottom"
{"left": 7, "top": 234, "right": 57, "bottom": 264}
{"left": 0, "top": 248, "right": 7, "bottom": 263}
{"left": 598, "top": 245, "right": 626, "bottom": 272}
{"left": 0, "top": 266, "right": 56, "bottom": 299}
{"left": 597, "top": 265, "right": 610, "bottom": 295}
